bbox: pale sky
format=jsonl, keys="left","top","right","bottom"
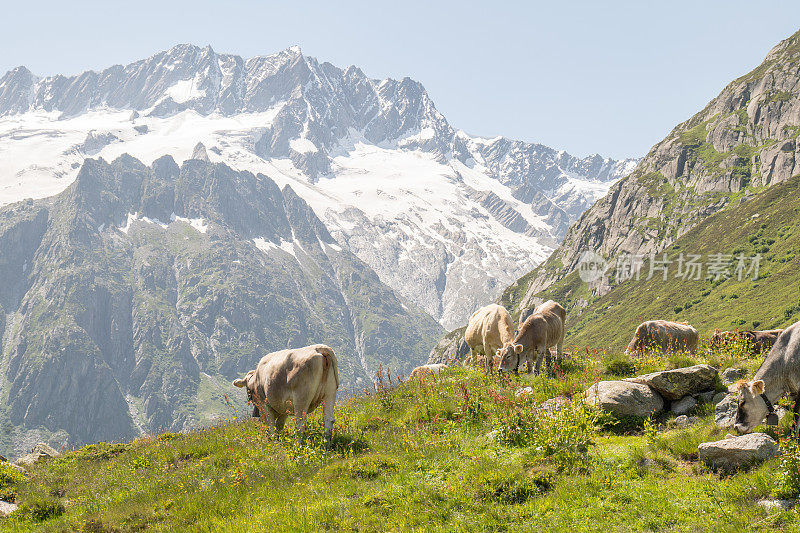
{"left": 2, "top": 0, "right": 799, "bottom": 159}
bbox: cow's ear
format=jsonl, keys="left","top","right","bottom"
{"left": 751, "top": 380, "right": 765, "bottom": 395}
{"left": 514, "top": 344, "right": 523, "bottom": 353}
{"left": 232, "top": 378, "right": 247, "bottom": 388}
{"left": 495, "top": 349, "right": 502, "bottom": 357}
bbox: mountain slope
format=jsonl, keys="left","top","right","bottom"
{"left": 0, "top": 44, "right": 636, "bottom": 328}
{"left": 0, "top": 154, "right": 442, "bottom": 455}
{"left": 501, "top": 28, "right": 800, "bottom": 317}
{"left": 562, "top": 173, "right": 800, "bottom": 349}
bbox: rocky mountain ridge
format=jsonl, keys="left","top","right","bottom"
{"left": 0, "top": 154, "right": 442, "bottom": 455}
{"left": 0, "top": 44, "right": 637, "bottom": 328}
{"left": 501, "top": 28, "right": 800, "bottom": 316}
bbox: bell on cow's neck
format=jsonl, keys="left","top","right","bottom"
{"left": 766, "top": 412, "right": 779, "bottom": 426}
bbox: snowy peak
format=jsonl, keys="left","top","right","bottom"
{"left": 0, "top": 44, "right": 637, "bottom": 329}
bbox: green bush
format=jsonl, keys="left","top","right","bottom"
{"left": 775, "top": 438, "right": 800, "bottom": 498}
{"left": 604, "top": 354, "right": 637, "bottom": 377}
{"left": 19, "top": 496, "right": 65, "bottom": 522}
{"left": 0, "top": 461, "right": 26, "bottom": 502}
{"left": 477, "top": 472, "right": 541, "bottom": 504}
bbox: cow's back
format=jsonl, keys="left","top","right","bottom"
{"left": 256, "top": 344, "right": 338, "bottom": 409}
{"left": 465, "top": 304, "right": 513, "bottom": 349}
{"left": 630, "top": 320, "right": 697, "bottom": 353}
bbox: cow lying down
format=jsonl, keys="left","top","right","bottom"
{"left": 731, "top": 321, "right": 800, "bottom": 436}
{"left": 233, "top": 344, "right": 339, "bottom": 442}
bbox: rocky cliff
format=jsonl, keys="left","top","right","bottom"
{"left": 502, "top": 28, "right": 800, "bottom": 316}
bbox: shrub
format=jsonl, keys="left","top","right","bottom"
{"left": 604, "top": 354, "right": 637, "bottom": 377}
{"left": 494, "top": 403, "right": 597, "bottom": 472}
{"left": 20, "top": 496, "right": 65, "bottom": 522}
{"left": 477, "top": 472, "right": 540, "bottom": 504}
{"left": 0, "top": 461, "right": 26, "bottom": 502}
{"left": 774, "top": 438, "right": 800, "bottom": 499}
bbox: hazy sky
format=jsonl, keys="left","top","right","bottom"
{"left": 3, "top": 1, "right": 800, "bottom": 159}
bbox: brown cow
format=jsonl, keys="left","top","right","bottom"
{"left": 711, "top": 328, "right": 783, "bottom": 355}
{"left": 498, "top": 300, "right": 566, "bottom": 375}
{"left": 233, "top": 344, "right": 339, "bottom": 442}
{"left": 625, "top": 320, "right": 698, "bottom": 355}
{"left": 465, "top": 304, "right": 517, "bottom": 373}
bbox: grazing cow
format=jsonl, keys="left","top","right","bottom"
{"left": 625, "top": 320, "right": 699, "bottom": 356}
{"left": 233, "top": 344, "right": 339, "bottom": 441}
{"left": 498, "top": 300, "right": 566, "bottom": 375}
{"left": 409, "top": 363, "right": 447, "bottom": 380}
{"left": 465, "top": 304, "right": 516, "bottom": 373}
{"left": 711, "top": 328, "right": 783, "bottom": 355}
{"left": 731, "top": 322, "right": 800, "bottom": 436}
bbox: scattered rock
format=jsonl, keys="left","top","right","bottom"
{"left": 671, "top": 396, "right": 697, "bottom": 415}
{"left": 628, "top": 364, "right": 718, "bottom": 400}
{"left": 673, "top": 415, "right": 701, "bottom": 428}
{"left": 776, "top": 406, "right": 789, "bottom": 422}
{"left": 721, "top": 367, "right": 745, "bottom": 385}
{"left": 15, "top": 442, "right": 60, "bottom": 469}
{"left": 697, "top": 391, "right": 716, "bottom": 403}
{"left": 698, "top": 432, "right": 778, "bottom": 470}
{"left": 715, "top": 394, "right": 738, "bottom": 428}
{"left": 485, "top": 429, "right": 500, "bottom": 442}
{"left": 583, "top": 381, "right": 664, "bottom": 417}
{"left": 536, "top": 396, "right": 570, "bottom": 416}
{"left": 712, "top": 392, "right": 728, "bottom": 406}
{"left": 515, "top": 386, "right": 535, "bottom": 399}
{"left": 758, "top": 499, "right": 795, "bottom": 510}
{"left": 0, "top": 501, "right": 18, "bottom": 517}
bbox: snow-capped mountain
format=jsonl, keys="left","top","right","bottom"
{"left": 0, "top": 44, "right": 637, "bottom": 328}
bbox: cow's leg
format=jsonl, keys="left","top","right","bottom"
{"left": 323, "top": 391, "right": 337, "bottom": 446}
{"left": 793, "top": 395, "right": 800, "bottom": 439}
{"left": 556, "top": 339, "right": 564, "bottom": 362}
{"left": 525, "top": 353, "right": 532, "bottom": 374}
{"left": 533, "top": 350, "right": 545, "bottom": 376}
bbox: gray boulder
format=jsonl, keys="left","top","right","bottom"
{"left": 715, "top": 394, "right": 738, "bottom": 428}
{"left": 628, "top": 364, "right": 718, "bottom": 400}
{"left": 671, "top": 396, "right": 697, "bottom": 415}
{"left": 537, "top": 396, "right": 571, "bottom": 417}
{"left": 698, "top": 433, "right": 779, "bottom": 471}
{"left": 697, "top": 390, "right": 716, "bottom": 403}
{"left": 721, "top": 367, "right": 745, "bottom": 385}
{"left": 584, "top": 381, "right": 664, "bottom": 417}
{"left": 758, "top": 499, "right": 795, "bottom": 510}
{"left": 673, "top": 415, "right": 701, "bottom": 427}
{"left": 712, "top": 392, "right": 728, "bottom": 406}
{"left": 0, "top": 501, "right": 18, "bottom": 517}
{"left": 15, "top": 442, "right": 60, "bottom": 469}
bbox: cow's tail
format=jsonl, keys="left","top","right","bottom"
{"left": 317, "top": 345, "right": 340, "bottom": 389}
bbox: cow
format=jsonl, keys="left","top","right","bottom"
{"left": 232, "top": 344, "right": 339, "bottom": 442}
{"left": 730, "top": 322, "right": 800, "bottom": 436}
{"left": 465, "top": 304, "right": 516, "bottom": 373}
{"left": 409, "top": 363, "right": 447, "bottom": 380}
{"left": 498, "top": 300, "right": 566, "bottom": 375}
{"left": 625, "top": 320, "right": 699, "bottom": 356}
{"left": 711, "top": 328, "right": 783, "bottom": 355}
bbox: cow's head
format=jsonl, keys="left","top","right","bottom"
{"left": 730, "top": 379, "right": 769, "bottom": 434}
{"left": 497, "top": 343, "right": 524, "bottom": 373}
{"left": 232, "top": 370, "right": 260, "bottom": 418}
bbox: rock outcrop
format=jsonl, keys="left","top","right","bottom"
{"left": 502, "top": 28, "right": 800, "bottom": 314}
{"left": 628, "top": 365, "right": 718, "bottom": 400}
{"left": 583, "top": 381, "right": 664, "bottom": 417}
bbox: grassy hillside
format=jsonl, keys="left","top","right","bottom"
{"left": 2, "top": 345, "right": 800, "bottom": 531}
{"left": 559, "top": 174, "right": 800, "bottom": 350}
